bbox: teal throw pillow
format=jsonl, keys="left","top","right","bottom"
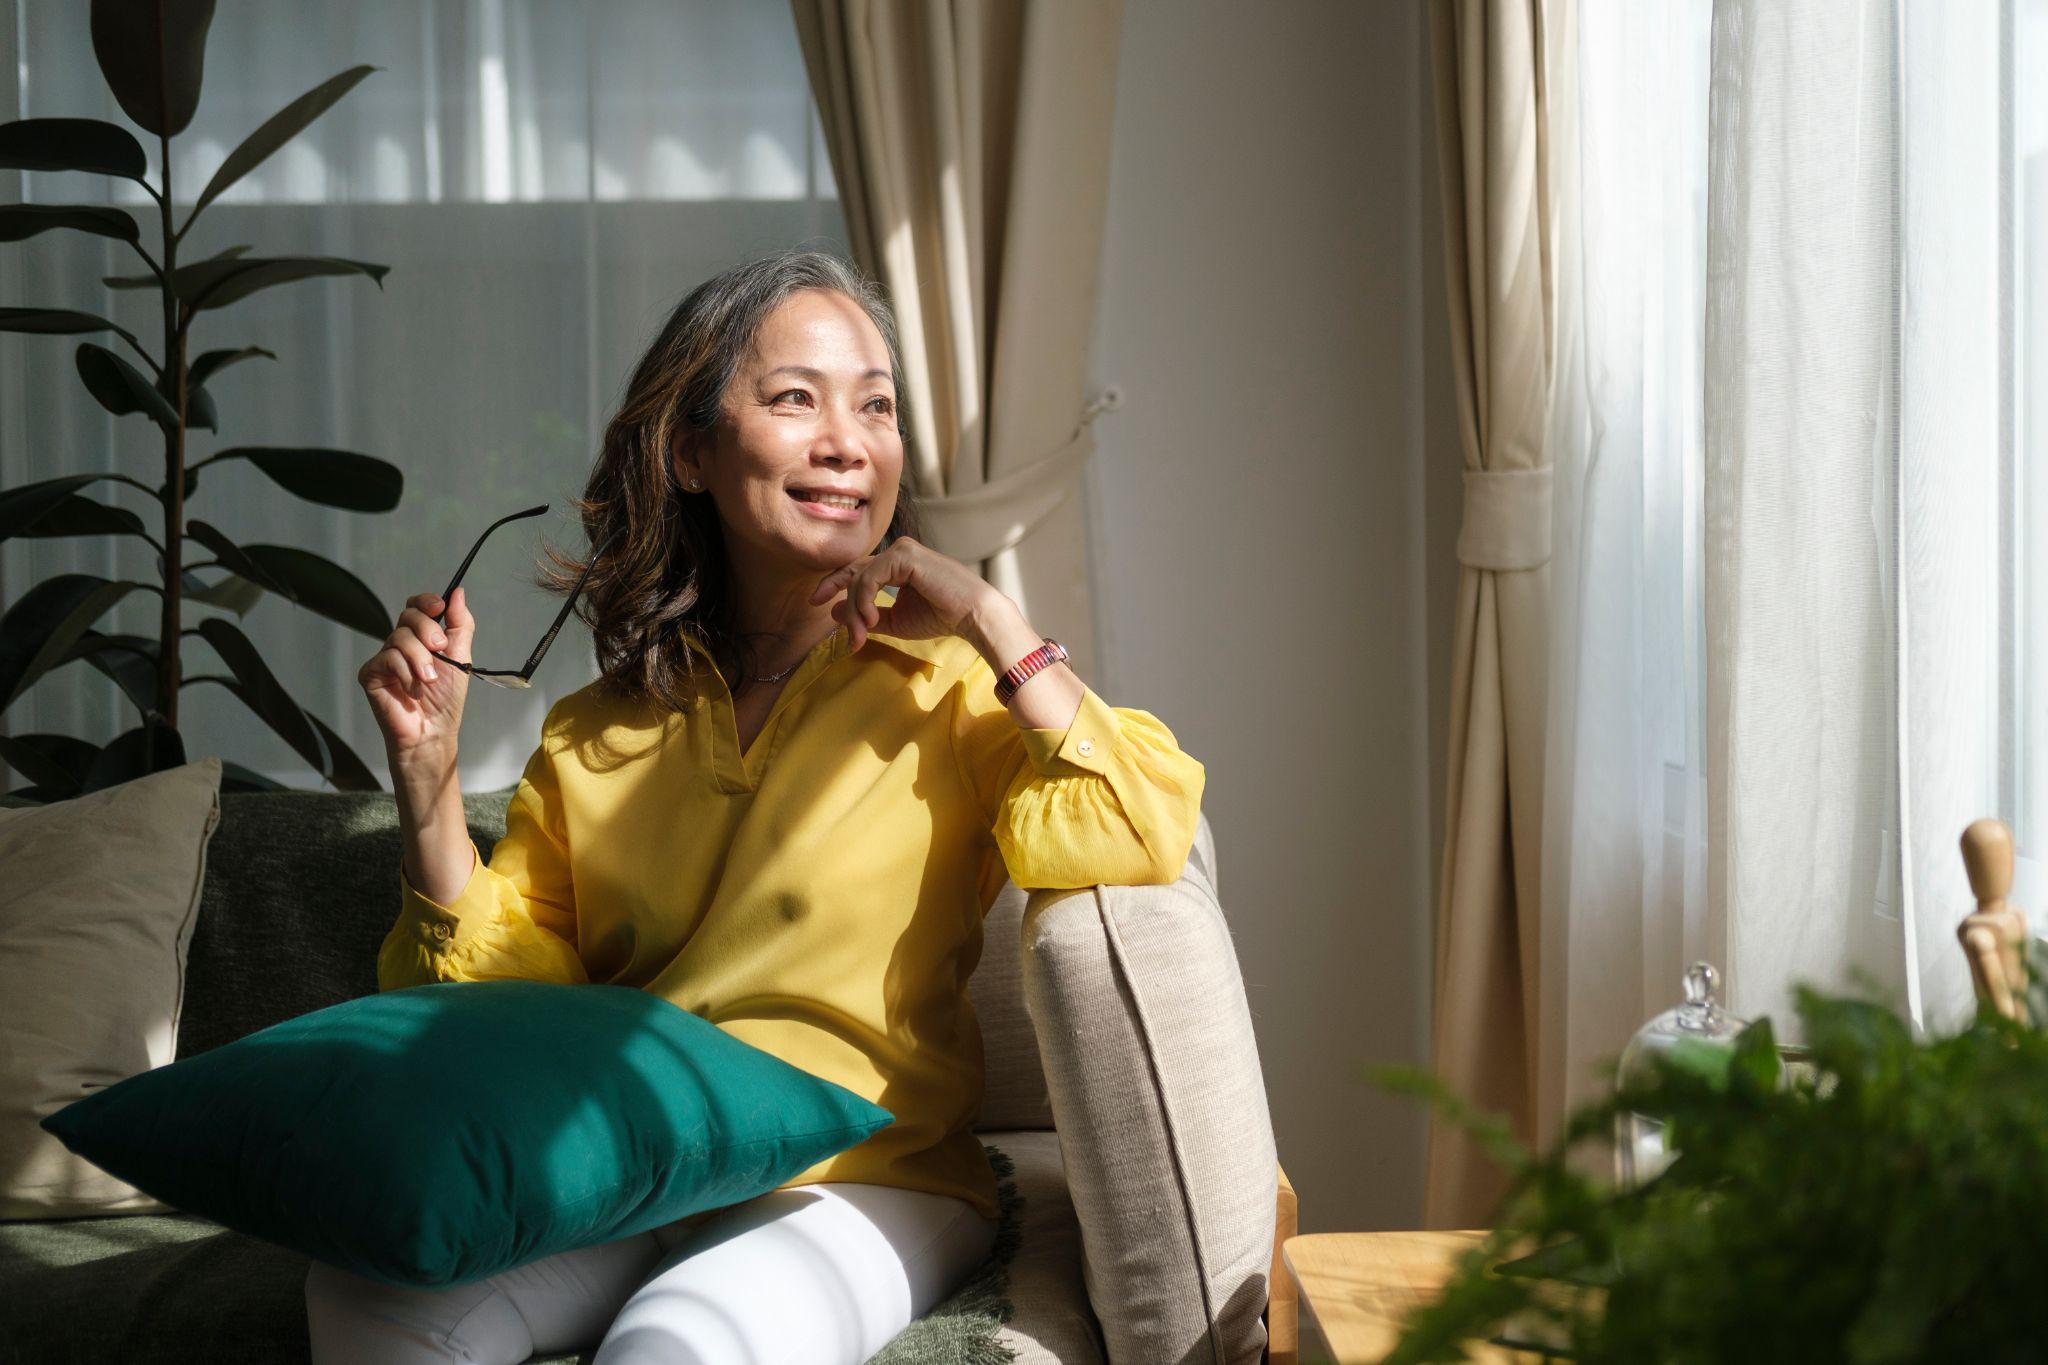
{"left": 40, "top": 979, "right": 894, "bottom": 1288}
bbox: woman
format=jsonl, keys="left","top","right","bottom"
{"left": 310, "top": 249, "right": 1206, "bottom": 1363}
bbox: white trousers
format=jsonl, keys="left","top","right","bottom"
{"left": 304, "top": 1182, "right": 1000, "bottom": 1365}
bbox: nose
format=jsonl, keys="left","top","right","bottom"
{"left": 813, "top": 403, "right": 869, "bottom": 467}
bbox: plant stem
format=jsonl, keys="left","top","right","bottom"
{"left": 150, "top": 118, "right": 190, "bottom": 762}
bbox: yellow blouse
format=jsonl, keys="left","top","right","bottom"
{"left": 376, "top": 594, "right": 1207, "bottom": 1221}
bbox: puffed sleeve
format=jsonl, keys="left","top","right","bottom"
{"left": 948, "top": 652, "right": 1206, "bottom": 891}
{"left": 376, "top": 714, "right": 590, "bottom": 990}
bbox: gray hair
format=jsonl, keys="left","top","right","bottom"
{"left": 670, "top": 246, "right": 912, "bottom": 453}
{"left": 538, "top": 246, "right": 927, "bottom": 714}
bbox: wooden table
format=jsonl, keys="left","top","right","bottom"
{"left": 1280, "top": 1231, "right": 1549, "bottom": 1364}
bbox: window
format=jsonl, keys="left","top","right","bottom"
{"left": 1, "top": 0, "right": 850, "bottom": 792}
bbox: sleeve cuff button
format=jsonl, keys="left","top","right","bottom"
{"left": 1077, "top": 738, "right": 1096, "bottom": 756}
{"left": 431, "top": 922, "right": 452, "bottom": 941}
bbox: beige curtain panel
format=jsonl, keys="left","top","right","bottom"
{"left": 1423, "top": 0, "right": 1566, "bottom": 1230}
{"left": 788, "top": 0, "right": 1125, "bottom": 677}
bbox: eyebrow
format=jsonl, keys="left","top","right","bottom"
{"left": 762, "top": 364, "right": 893, "bottom": 386}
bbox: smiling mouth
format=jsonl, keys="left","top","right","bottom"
{"left": 788, "top": 490, "right": 867, "bottom": 509}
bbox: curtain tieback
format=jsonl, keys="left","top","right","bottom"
{"left": 918, "top": 387, "right": 1123, "bottom": 564}
{"left": 1457, "top": 465, "right": 1553, "bottom": 571}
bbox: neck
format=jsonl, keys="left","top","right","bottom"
{"left": 720, "top": 548, "right": 864, "bottom": 667}
{"left": 718, "top": 554, "right": 847, "bottom": 690}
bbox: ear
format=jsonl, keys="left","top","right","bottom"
{"left": 670, "top": 429, "right": 703, "bottom": 487}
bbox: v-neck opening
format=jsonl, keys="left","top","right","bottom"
{"left": 710, "top": 624, "right": 852, "bottom": 789}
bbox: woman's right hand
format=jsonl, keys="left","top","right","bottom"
{"left": 360, "top": 587, "right": 475, "bottom": 762}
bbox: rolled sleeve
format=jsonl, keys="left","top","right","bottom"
{"left": 952, "top": 658, "right": 1206, "bottom": 892}
{"left": 376, "top": 736, "right": 589, "bottom": 990}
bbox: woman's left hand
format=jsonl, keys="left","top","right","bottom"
{"left": 808, "top": 536, "right": 998, "bottom": 652}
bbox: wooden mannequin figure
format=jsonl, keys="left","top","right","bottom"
{"left": 1958, "top": 817, "right": 2031, "bottom": 1024}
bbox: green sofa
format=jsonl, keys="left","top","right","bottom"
{"left": 0, "top": 781, "right": 1283, "bottom": 1364}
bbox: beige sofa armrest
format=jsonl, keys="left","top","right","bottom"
{"left": 1019, "top": 815, "right": 1278, "bottom": 1365}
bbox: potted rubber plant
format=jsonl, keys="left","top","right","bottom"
{"left": 0, "top": 0, "right": 399, "bottom": 799}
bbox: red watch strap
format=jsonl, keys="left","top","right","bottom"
{"left": 995, "top": 637, "right": 1067, "bottom": 705}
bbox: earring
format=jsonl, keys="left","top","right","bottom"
{"left": 688, "top": 477, "right": 703, "bottom": 490}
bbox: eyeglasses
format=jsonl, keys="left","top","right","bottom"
{"left": 428, "top": 504, "right": 617, "bottom": 690}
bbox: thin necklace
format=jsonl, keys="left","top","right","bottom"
{"left": 746, "top": 623, "right": 842, "bottom": 683}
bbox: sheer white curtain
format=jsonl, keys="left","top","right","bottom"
{"left": 1537, "top": 0, "right": 1712, "bottom": 1132}
{"left": 0, "top": 0, "right": 849, "bottom": 793}
{"left": 1545, "top": 0, "right": 2048, "bottom": 1132}
{"left": 1704, "top": 0, "right": 2025, "bottom": 1039}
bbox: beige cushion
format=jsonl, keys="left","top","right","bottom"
{"left": 971, "top": 881, "right": 1057, "bottom": 1131}
{"left": 1019, "top": 811, "right": 1276, "bottom": 1365}
{"left": 0, "top": 758, "right": 223, "bottom": 1219}
{"left": 970, "top": 808, "right": 1218, "bottom": 1135}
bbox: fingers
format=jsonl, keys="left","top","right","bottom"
{"left": 381, "top": 593, "right": 455, "bottom": 692}
{"left": 397, "top": 604, "right": 451, "bottom": 654}
{"left": 842, "top": 566, "right": 870, "bottom": 648}
{"left": 364, "top": 591, "right": 467, "bottom": 707}
{"left": 393, "top": 630, "right": 440, "bottom": 687}
{"left": 809, "top": 566, "right": 848, "bottom": 604}
{"left": 364, "top": 642, "right": 429, "bottom": 698}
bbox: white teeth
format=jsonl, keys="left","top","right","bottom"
{"left": 793, "top": 491, "right": 862, "bottom": 509}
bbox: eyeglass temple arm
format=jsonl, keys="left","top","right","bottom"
{"left": 516, "top": 560, "right": 596, "bottom": 675}
{"left": 437, "top": 504, "right": 551, "bottom": 611}
{"left": 507, "top": 524, "right": 623, "bottom": 679}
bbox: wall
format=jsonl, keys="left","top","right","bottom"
{"left": 1086, "top": 0, "right": 1464, "bottom": 1231}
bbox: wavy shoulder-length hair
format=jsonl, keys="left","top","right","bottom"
{"left": 531, "top": 247, "right": 926, "bottom": 714}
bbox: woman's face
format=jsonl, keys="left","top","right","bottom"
{"left": 676, "top": 287, "right": 904, "bottom": 582}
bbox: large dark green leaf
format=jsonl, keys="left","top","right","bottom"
{"left": 306, "top": 708, "right": 381, "bottom": 792}
{"left": 187, "top": 344, "right": 275, "bottom": 388}
{"left": 0, "top": 118, "right": 148, "bottom": 179}
{"left": 0, "top": 204, "right": 141, "bottom": 245}
{"left": 4, "top": 491, "right": 151, "bottom": 544}
{"left": 102, "top": 242, "right": 253, "bottom": 291}
{"left": 218, "top": 758, "right": 286, "bottom": 793}
{"left": 76, "top": 342, "right": 180, "bottom": 430}
{"left": 167, "top": 550, "right": 267, "bottom": 616}
{"left": 187, "top": 65, "right": 379, "bottom": 226}
{"left": 0, "top": 573, "right": 152, "bottom": 711}
{"left": 90, "top": 0, "right": 217, "bottom": 137}
{"left": 0, "top": 732, "right": 97, "bottom": 797}
{"left": 185, "top": 571, "right": 267, "bottom": 616}
{"left": 193, "top": 617, "right": 323, "bottom": 777}
{"left": 182, "top": 673, "right": 377, "bottom": 792}
{"left": 183, "top": 383, "right": 217, "bottom": 430}
{"left": 80, "top": 722, "right": 186, "bottom": 792}
{"left": 0, "top": 473, "right": 115, "bottom": 539}
{"left": 183, "top": 518, "right": 294, "bottom": 596}
{"left": 154, "top": 363, "right": 219, "bottom": 430}
{"left": 171, "top": 254, "right": 390, "bottom": 313}
{"left": 240, "top": 544, "right": 391, "bottom": 639}
{"left": 61, "top": 629, "right": 159, "bottom": 718}
{"left": 208, "top": 445, "right": 403, "bottom": 512}
{"left": 0, "top": 306, "right": 146, "bottom": 356}
{"left": 183, "top": 521, "right": 389, "bottom": 637}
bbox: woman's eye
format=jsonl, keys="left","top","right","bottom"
{"left": 868, "top": 396, "right": 894, "bottom": 415}
{"left": 776, "top": 389, "right": 812, "bottom": 406}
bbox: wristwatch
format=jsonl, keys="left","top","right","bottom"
{"left": 994, "top": 637, "right": 1068, "bottom": 705}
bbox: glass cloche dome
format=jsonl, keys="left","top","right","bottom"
{"left": 1613, "top": 961, "right": 1746, "bottom": 1188}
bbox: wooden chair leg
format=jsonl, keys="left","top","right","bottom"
{"left": 1264, "top": 1159, "right": 1299, "bottom": 1365}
